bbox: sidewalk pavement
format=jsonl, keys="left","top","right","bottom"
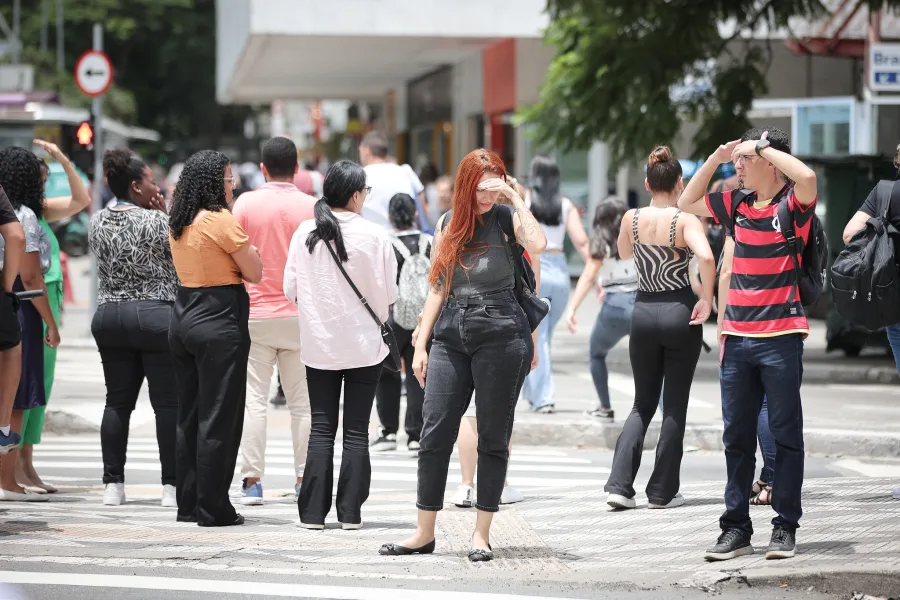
{"left": 0, "top": 477, "right": 896, "bottom": 597}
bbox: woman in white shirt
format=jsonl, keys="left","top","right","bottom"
{"left": 563, "top": 195, "right": 635, "bottom": 422}
{"left": 521, "top": 155, "right": 590, "bottom": 413}
{"left": 284, "top": 160, "right": 398, "bottom": 531}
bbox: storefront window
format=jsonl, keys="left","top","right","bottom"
{"left": 796, "top": 102, "right": 852, "bottom": 157}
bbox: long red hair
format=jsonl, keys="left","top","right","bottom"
{"left": 430, "top": 149, "right": 509, "bottom": 288}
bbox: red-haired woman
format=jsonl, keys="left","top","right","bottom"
{"left": 379, "top": 149, "right": 546, "bottom": 562}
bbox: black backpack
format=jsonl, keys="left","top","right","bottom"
{"left": 778, "top": 198, "right": 828, "bottom": 309}
{"left": 830, "top": 181, "right": 900, "bottom": 331}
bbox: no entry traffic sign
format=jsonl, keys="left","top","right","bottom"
{"left": 74, "top": 50, "right": 113, "bottom": 97}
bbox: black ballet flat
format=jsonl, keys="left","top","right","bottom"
{"left": 468, "top": 545, "right": 493, "bottom": 562}
{"left": 378, "top": 539, "right": 436, "bottom": 556}
{"left": 176, "top": 514, "right": 197, "bottom": 523}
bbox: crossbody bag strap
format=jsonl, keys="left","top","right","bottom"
{"left": 323, "top": 240, "right": 383, "bottom": 328}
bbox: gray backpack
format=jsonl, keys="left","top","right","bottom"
{"left": 391, "top": 233, "right": 432, "bottom": 330}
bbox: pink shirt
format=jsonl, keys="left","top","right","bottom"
{"left": 233, "top": 182, "right": 316, "bottom": 319}
{"left": 283, "top": 211, "right": 399, "bottom": 370}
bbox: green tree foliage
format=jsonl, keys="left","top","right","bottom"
{"left": 520, "top": 0, "right": 899, "bottom": 164}
{"left": 3, "top": 0, "right": 252, "bottom": 143}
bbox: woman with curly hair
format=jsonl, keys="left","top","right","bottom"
{"left": 0, "top": 146, "right": 57, "bottom": 502}
{"left": 15, "top": 139, "right": 92, "bottom": 495}
{"left": 90, "top": 148, "right": 178, "bottom": 507}
{"left": 380, "top": 149, "right": 546, "bottom": 562}
{"left": 167, "top": 150, "right": 261, "bottom": 526}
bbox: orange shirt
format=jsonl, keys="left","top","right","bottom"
{"left": 169, "top": 210, "right": 249, "bottom": 288}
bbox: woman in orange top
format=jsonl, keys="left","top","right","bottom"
{"left": 167, "top": 150, "right": 262, "bottom": 527}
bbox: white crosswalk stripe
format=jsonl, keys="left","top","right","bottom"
{"left": 30, "top": 436, "right": 610, "bottom": 491}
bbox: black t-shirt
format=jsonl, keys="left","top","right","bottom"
{"left": 0, "top": 186, "right": 16, "bottom": 226}
{"left": 860, "top": 180, "right": 900, "bottom": 230}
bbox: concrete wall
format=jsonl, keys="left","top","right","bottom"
{"left": 247, "top": 0, "right": 548, "bottom": 38}
{"left": 215, "top": 0, "right": 252, "bottom": 103}
{"left": 730, "top": 41, "right": 861, "bottom": 99}
{"left": 452, "top": 52, "right": 484, "bottom": 166}
{"left": 515, "top": 38, "right": 555, "bottom": 107}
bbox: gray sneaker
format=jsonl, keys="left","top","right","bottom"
{"left": 704, "top": 529, "right": 754, "bottom": 561}
{"left": 765, "top": 527, "right": 796, "bottom": 559}
{"left": 893, "top": 486, "right": 900, "bottom": 500}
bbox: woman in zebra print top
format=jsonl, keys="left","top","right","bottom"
{"left": 603, "top": 146, "right": 715, "bottom": 511}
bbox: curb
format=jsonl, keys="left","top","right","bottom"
{"left": 511, "top": 420, "right": 900, "bottom": 457}
{"left": 734, "top": 567, "right": 900, "bottom": 598}
{"left": 600, "top": 355, "right": 900, "bottom": 385}
{"left": 43, "top": 409, "right": 100, "bottom": 435}
{"left": 46, "top": 406, "right": 900, "bottom": 458}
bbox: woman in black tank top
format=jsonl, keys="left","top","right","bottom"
{"left": 380, "top": 149, "right": 547, "bottom": 563}
{"left": 604, "top": 146, "right": 715, "bottom": 510}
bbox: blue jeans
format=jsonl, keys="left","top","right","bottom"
{"left": 758, "top": 397, "right": 776, "bottom": 487}
{"left": 886, "top": 324, "right": 900, "bottom": 374}
{"left": 589, "top": 291, "right": 636, "bottom": 410}
{"left": 523, "top": 253, "right": 569, "bottom": 410}
{"left": 719, "top": 334, "right": 804, "bottom": 536}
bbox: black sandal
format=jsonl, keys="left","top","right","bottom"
{"left": 751, "top": 480, "right": 766, "bottom": 497}
{"left": 750, "top": 485, "right": 772, "bottom": 506}
{"left": 468, "top": 544, "right": 493, "bottom": 562}
{"left": 378, "top": 539, "right": 436, "bottom": 556}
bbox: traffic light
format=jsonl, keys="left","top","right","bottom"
{"left": 76, "top": 120, "right": 94, "bottom": 147}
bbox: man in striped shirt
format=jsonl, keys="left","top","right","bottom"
{"left": 679, "top": 127, "right": 818, "bottom": 562}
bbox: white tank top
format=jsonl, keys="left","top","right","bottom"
{"left": 539, "top": 197, "right": 571, "bottom": 251}
{"left": 597, "top": 253, "right": 639, "bottom": 293}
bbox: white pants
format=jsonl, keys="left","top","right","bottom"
{"left": 240, "top": 317, "right": 310, "bottom": 479}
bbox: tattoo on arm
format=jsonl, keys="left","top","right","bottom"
{"left": 514, "top": 207, "right": 541, "bottom": 245}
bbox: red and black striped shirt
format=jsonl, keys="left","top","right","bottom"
{"left": 705, "top": 186, "right": 817, "bottom": 337}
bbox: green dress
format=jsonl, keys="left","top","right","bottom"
{"left": 20, "top": 217, "right": 62, "bottom": 446}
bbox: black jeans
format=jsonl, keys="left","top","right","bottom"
{"left": 417, "top": 290, "right": 532, "bottom": 513}
{"left": 720, "top": 334, "right": 804, "bottom": 536}
{"left": 169, "top": 285, "right": 250, "bottom": 526}
{"left": 375, "top": 320, "right": 423, "bottom": 441}
{"left": 605, "top": 287, "right": 702, "bottom": 505}
{"left": 92, "top": 301, "right": 177, "bottom": 486}
{"left": 297, "top": 363, "right": 383, "bottom": 526}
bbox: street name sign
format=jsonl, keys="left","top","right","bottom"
{"left": 870, "top": 43, "right": 900, "bottom": 92}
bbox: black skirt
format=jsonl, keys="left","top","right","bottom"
{"left": 13, "top": 278, "right": 45, "bottom": 411}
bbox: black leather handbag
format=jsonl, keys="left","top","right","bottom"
{"left": 496, "top": 207, "right": 550, "bottom": 332}
{"left": 324, "top": 241, "right": 402, "bottom": 372}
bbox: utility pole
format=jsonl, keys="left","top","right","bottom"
{"left": 56, "top": 0, "right": 63, "bottom": 71}
{"left": 12, "top": 0, "right": 20, "bottom": 64}
{"left": 40, "top": 0, "right": 48, "bottom": 53}
{"left": 88, "top": 23, "right": 104, "bottom": 321}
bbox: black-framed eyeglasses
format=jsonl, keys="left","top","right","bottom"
{"left": 363, "top": 186, "right": 373, "bottom": 195}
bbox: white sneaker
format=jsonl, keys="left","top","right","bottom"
{"left": 341, "top": 522, "right": 363, "bottom": 530}
{"left": 161, "top": 484, "right": 177, "bottom": 508}
{"left": 606, "top": 493, "right": 635, "bottom": 509}
{"left": 297, "top": 521, "right": 325, "bottom": 530}
{"left": 0, "top": 488, "right": 48, "bottom": 502}
{"left": 103, "top": 483, "right": 126, "bottom": 506}
{"left": 452, "top": 485, "right": 474, "bottom": 508}
{"left": 648, "top": 493, "right": 685, "bottom": 509}
{"left": 500, "top": 485, "right": 525, "bottom": 505}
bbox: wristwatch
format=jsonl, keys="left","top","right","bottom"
{"left": 755, "top": 139, "right": 771, "bottom": 156}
